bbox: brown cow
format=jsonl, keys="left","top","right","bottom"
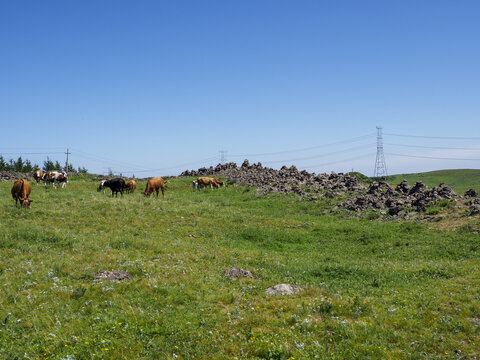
{"left": 33, "top": 169, "right": 44, "bottom": 184}
{"left": 213, "top": 178, "right": 225, "bottom": 187}
{"left": 143, "top": 177, "right": 165, "bottom": 198}
{"left": 11, "top": 179, "right": 33, "bottom": 208}
{"left": 195, "top": 177, "right": 220, "bottom": 190}
{"left": 125, "top": 179, "right": 137, "bottom": 194}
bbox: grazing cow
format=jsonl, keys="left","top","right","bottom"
{"left": 97, "top": 180, "right": 107, "bottom": 194}
{"left": 143, "top": 177, "right": 165, "bottom": 198}
{"left": 195, "top": 177, "right": 220, "bottom": 190}
{"left": 33, "top": 169, "right": 44, "bottom": 184}
{"left": 192, "top": 180, "right": 199, "bottom": 190}
{"left": 11, "top": 179, "right": 33, "bottom": 208}
{"left": 213, "top": 178, "right": 225, "bottom": 187}
{"left": 101, "top": 178, "right": 125, "bottom": 197}
{"left": 42, "top": 172, "right": 49, "bottom": 184}
{"left": 43, "top": 171, "right": 68, "bottom": 189}
{"left": 125, "top": 180, "right": 137, "bottom": 194}
{"left": 54, "top": 174, "right": 68, "bottom": 189}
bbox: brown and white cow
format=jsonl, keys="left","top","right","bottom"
{"left": 194, "top": 177, "right": 221, "bottom": 190}
{"left": 125, "top": 179, "right": 137, "bottom": 194}
{"left": 143, "top": 177, "right": 165, "bottom": 198}
{"left": 11, "top": 179, "right": 33, "bottom": 208}
{"left": 33, "top": 169, "right": 44, "bottom": 184}
{"left": 44, "top": 171, "right": 68, "bottom": 189}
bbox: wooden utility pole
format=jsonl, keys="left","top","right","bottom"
{"left": 65, "top": 148, "right": 70, "bottom": 171}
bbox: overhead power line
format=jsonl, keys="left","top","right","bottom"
{"left": 229, "top": 133, "right": 375, "bottom": 157}
{"left": 118, "top": 157, "right": 218, "bottom": 174}
{"left": 71, "top": 148, "right": 150, "bottom": 171}
{"left": 0, "top": 147, "right": 65, "bottom": 150}
{"left": 387, "top": 153, "right": 480, "bottom": 161}
{"left": 384, "top": 133, "right": 480, "bottom": 140}
{"left": 0, "top": 152, "right": 64, "bottom": 155}
{"left": 302, "top": 153, "right": 376, "bottom": 169}
{"left": 386, "top": 143, "right": 480, "bottom": 150}
{"left": 261, "top": 143, "right": 376, "bottom": 165}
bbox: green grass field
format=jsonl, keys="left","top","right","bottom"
{"left": 384, "top": 169, "right": 480, "bottom": 195}
{"left": 1, "top": 176, "right": 480, "bottom": 359}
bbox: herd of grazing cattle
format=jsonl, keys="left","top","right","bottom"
{"left": 33, "top": 169, "right": 69, "bottom": 189}
{"left": 10, "top": 170, "right": 225, "bottom": 209}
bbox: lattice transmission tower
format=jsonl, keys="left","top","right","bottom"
{"left": 373, "top": 126, "right": 388, "bottom": 178}
{"left": 219, "top": 150, "right": 227, "bottom": 164}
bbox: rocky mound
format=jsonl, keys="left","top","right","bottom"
{"left": 182, "top": 161, "right": 479, "bottom": 217}
{"left": 0, "top": 171, "right": 31, "bottom": 182}
{"left": 182, "top": 159, "right": 365, "bottom": 198}
{"left": 340, "top": 180, "right": 458, "bottom": 215}
{"left": 465, "top": 189, "right": 478, "bottom": 198}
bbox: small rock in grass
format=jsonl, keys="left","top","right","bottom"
{"left": 223, "top": 267, "right": 254, "bottom": 279}
{"left": 94, "top": 270, "right": 131, "bottom": 281}
{"left": 266, "top": 284, "right": 302, "bottom": 296}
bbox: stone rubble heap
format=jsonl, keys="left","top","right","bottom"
{"left": 182, "top": 160, "right": 479, "bottom": 217}
{"left": 340, "top": 180, "right": 458, "bottom": 215}
{"left": 0, "top": 171, "right": 31, "bottom": 182}
{"left": 181, "top": 159, "right": 365, "bottom": 198}
{"left": 468, "top": 198, "right": 480, "bottom": 216}
{"left": 465, "top": 188, "right": 478, "bottom": 198}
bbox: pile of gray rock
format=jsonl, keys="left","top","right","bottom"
{"left": 181, "top": 159, "right": 365, "bottom": 198}
{"left": 182, "top": 160, "right": 480, "bottom": 217}
{"left": 467, "top": 198, "right": 480, "bottom": 216}
{"left": 0, "top": 171, "right": 31, "bottom": 181}
{"left": 465, "top": 188, "right": 478, "bottom": 198}
{"left": 340, "top": 180, "right": 458, "bottom": 215}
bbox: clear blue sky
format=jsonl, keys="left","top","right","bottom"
{"left": 1, "top": 1, "right": 479, "bottom": 177}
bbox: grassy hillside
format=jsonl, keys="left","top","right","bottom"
{"left": 1, "top": 177, "right": 479, "bottom": 359}
{"left": 385, "top": 169, "right": 480, "bottom": 195}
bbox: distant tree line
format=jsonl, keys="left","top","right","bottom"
{"left": 0, "top": 156, "right": 88, "bottom": 173}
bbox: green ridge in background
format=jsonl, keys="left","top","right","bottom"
{"left": 383, "top": 169, "right": 480, "bottom": 195}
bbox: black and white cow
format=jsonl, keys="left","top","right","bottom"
{"left": 97, "top": 180, "right": 107, "bottom": 194}
{"left": 98, "top": 178, "right": 125, "bottom": 197}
